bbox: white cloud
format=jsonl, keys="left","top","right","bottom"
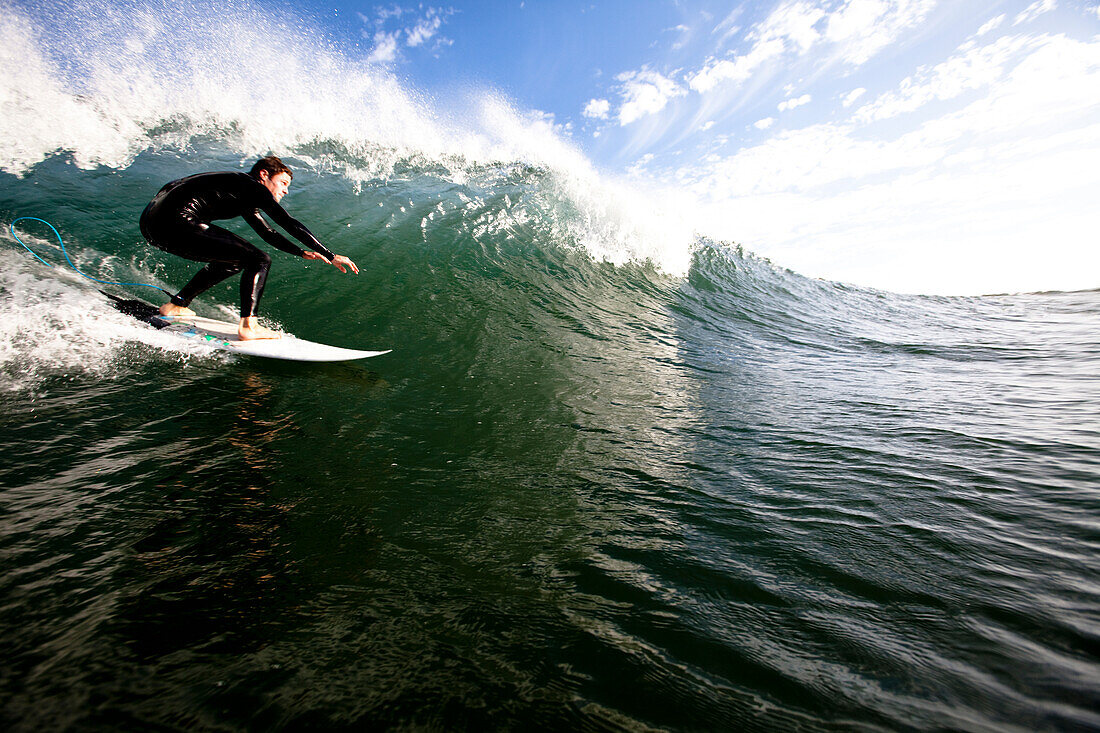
{"left": 583, "top": 98, "right": 610, "bottom": 120}
{"left": 367, "top": 31, "right": 400, "bottom": 64}
{"left": 977, "top": 14, "right": 1005, "bottom": 36}
{"left": 681, "top": 122, "right": 941, "bottom": 198}
{"left": 778, "top": 93, "right": 811, "bottom": 111}
{"left": 842, "top": 87, "right": 866, "bottom": 107}
{"left": 852, "top": 34, "right": 1039, "bottom": 123}
{"left": 754, "top": 117, "right": 776, "bottom": 129}
{"left": 362, "top": 5, "right": 455, "bottom": 63}
{"left": 1014, "top": 0, "right": 1056, "bottom": 26}
{"left": 687, "top": 0, "right": 937, "bottom": 96}
{"left": 825, "top": 0, "right": 937, "bottom": 65}
{"left": 758, "top": 1, "right": 827, "bottom": 53}
{"left": 926, "top": 33, "right": 1100, "bottom": 136}
{"left": 687, "top": 38, "right": 784, "bottom": 92}
{"left": 406, "top": 13, "right": 443, "bottom": 47}
{"left": 375, "top": 6, "right": 408, "bottom": 22}
{"left": 700, "top": 34, "right": 1100, "bottom": 198}
{"left": 700, "top": 126, "right": 1100, "bottom": 294}
{"left": 688, "top": 2, "right": 827, "bottom": 93}
{"left": 616, "top": 68, "right": 686, "bottom": 125}
{"left": 628, "top": 153, "right": 655, "bottom": 175}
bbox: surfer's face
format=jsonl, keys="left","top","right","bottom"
{"left": 260, "top": 171, "right": 292, "bottom": 202}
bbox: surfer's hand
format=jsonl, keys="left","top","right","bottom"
{"left": 330, "top": 254, "right": 359, "bottom": 274}
{"left": 303, "top": 251, "right": 359, "bottom": 274}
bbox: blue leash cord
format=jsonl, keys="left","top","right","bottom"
{"left": 9, "top": 216, "right": 171, "bottom": 297}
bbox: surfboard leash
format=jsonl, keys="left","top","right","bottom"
{"left": 9, "top": 217, "right": 172, "bottom": 298}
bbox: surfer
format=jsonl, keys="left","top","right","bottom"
{"left": 139, "top": 156, "right": 358, "bottom": 340}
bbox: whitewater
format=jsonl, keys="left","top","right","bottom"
{"left": 2, "top": 2, "right": 1098, "bottom": 730}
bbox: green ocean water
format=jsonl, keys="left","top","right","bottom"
{"left": 2, "top": 2, "right": 1099, "bottom": 730}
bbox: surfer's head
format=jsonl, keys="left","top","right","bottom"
{"left": 251, "top": 156, "right": 293, "bottom": 202}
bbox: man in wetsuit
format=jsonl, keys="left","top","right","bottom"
{"left": 140, "top": 156, "right": 358, "bottom": 340}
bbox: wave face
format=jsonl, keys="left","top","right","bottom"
{"left": 2, "top": 2, "right": 1099, "bottom": 730}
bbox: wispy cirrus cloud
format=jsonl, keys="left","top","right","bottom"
{"left": 851, "top": 33, "right": 1042, "bottom": 123}
{"left": 687, "top": 0, "right": 935, "bottom": 96}
{"left": 822, "top": 0, "right": 937, "bottom": 65}
{"left": 977, "top": 14, "right": 1005, "bottom": 36}
{"left": 1014, "top": 0, "right": 1056, "bottom": 26}
{"left": 594, "top": 0, "right": 936, "bottom": 126}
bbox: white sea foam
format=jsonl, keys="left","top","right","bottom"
{"left": 0, "top": 243, "right": 219, "bottom": 393}
{"left": 0, "top": 0, "right": 695, "bottom": 275}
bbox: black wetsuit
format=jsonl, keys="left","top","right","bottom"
{"left": 139, "top": 172, "right": 334, "bottom": 318}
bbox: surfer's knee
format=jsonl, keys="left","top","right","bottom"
{"left": 249, "top": 250, "right": 272, "bottom": 273}
{"left": 198, "top": 261, "right": 243, "bottom": 278}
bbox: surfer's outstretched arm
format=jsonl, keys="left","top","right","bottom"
{"left": 245, "top": 205, "right": 355, "bottom": 272}
{"left": 243, "top": 209, "right": 335, "bottom": 259}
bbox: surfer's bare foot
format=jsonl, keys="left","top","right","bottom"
{"left": 159, "top": 302, "right": 195, "bottom": 317}
{"left": 238, "top": 317, "right": 282, "bottom": 341}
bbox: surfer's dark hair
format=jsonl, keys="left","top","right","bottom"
{"left": 250, "top": 156, "right": 293, "bottom": 180}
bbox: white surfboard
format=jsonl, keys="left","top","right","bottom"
{"left": 156, "top": 314, "right": 391, "bottom": 362}
{"left": 105, "top": 293, "right": 390, "bottom": 363}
